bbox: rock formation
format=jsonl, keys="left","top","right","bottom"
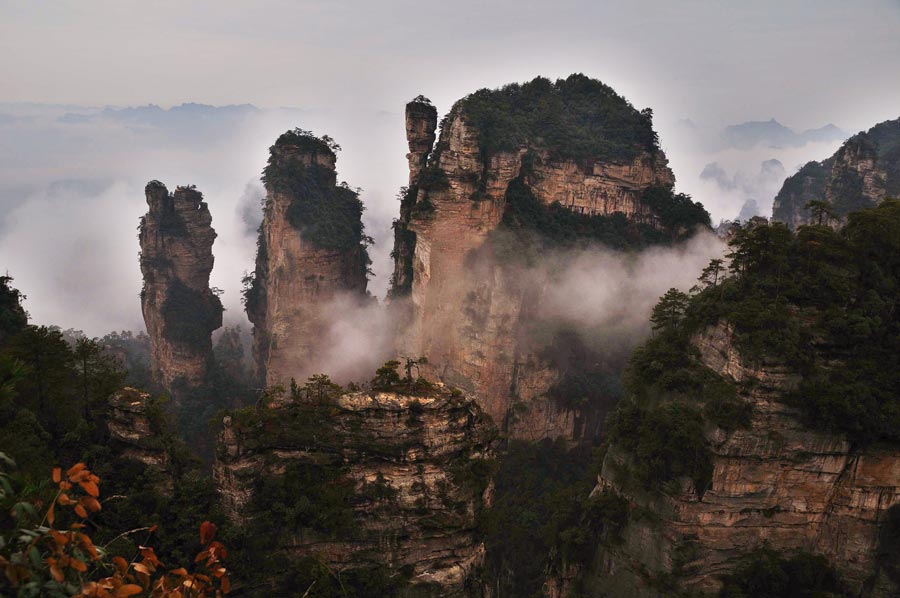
{"left": 391, "top": 76, "right": 684, "bottom": 441}
{"left": 108, "top": 387, "right": 169, "bottom": 472}
{"left": 245, "top": 130, "right": 369, "bottom": 387}
{"left": 390, "top": 97, "right": 438, "bottom": 296}
{"left": 585, "top": 321, "right": 900, "bottom": 597}
{"left": 773, "top": 117, "right": 900, "bottom": 228}
{"left": 214, "top": 384, "right": 496, "bottom": 596}
{"left": 139, "top": 181, "right": 222, "bottom": 397}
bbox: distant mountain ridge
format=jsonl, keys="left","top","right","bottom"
{"left": 721, "top": 118, "right": 846, "bottom": 150}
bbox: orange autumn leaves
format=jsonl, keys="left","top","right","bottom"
{"left": 2, "top": 462, "right": 230, "bottom": 597}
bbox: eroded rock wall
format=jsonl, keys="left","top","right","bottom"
{"left": 139, "top": 182, "right": 222, "bottom": 396}
{"left": 395, "top": 103, "right": 674, "bottom": 441}
{"left": 587, "top": 321, "right": 900, "bottom": 597}
{"left": 214, "top": 386, "right": 496, "bottom": 596}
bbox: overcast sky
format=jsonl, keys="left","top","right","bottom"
{"left": 2, "top": 0, "right": 899, "bottom": 334}
{"left": 4, "top": 0, "right": 899, "bottom": 129}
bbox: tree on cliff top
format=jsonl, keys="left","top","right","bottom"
{"left": 457, "top": 73, "right": 659, "bottom": 162}
{"left": 261, "top": 129, "right": 372, "bottom": 264}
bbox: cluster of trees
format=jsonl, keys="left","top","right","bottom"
{"left": 607, "top": 199, "right": 900, "bottom": 504}
{"left": 160, "top": 280, "right": 223, "bottom": 348}
{"left": 261, "top": 128, "right": 372, "bottom": 262}
{"left": 458, "top": 73, "right": 659, "bottom": 163}
{"left": 479, "top": 440, "right": 628, "bottom": 598}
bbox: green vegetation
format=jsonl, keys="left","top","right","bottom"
{"left": 0, "top": 276, "right": 27, "bottom": 344}
{"left": 160, "top": 279, "right": 222, "bottom": 347}
{"left": 490, "top": 175, "right": 710, "bottom": 265}
{"left": 607, "top": 401, "right": 713, "bottom": 495}
{"left": 479, "top": 440, "right": 627, "bottom": 598}
{"left": 609, "top": 199, "right": 900, "bottom": 504}
{"left": 457, "top": 74, "right": 658, "bottom": 163}
{"left": 641, "top": 185, "right": 713, "bottom": 240}
{"left": 877, "top": 504, "right": 900, "bottom": 584}
{"left": 261, "top": 128, "right": 372, "bottom": 262}
{"left": 717, "top": 548, "right": 846, "bottom": 597}
{"left": 771, "top": 159, "right": 831, "bottom": 226}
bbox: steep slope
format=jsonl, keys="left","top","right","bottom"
{"left": 214, "top": 380, "right": 496, "bottom": 597}
{"left": 245, "top": 130, "right": 370, "bottom": 386}
{"left": 773, "top": 117, "right": 900, "bottom": 228}
{"left": 139, "top": 182, "right": 222, "bottom": 397}
{"left": 391, "top": 75, "right": 708, "bottom": 442}
{"left": 585, "top": 209, "right": 900, "bottom": 597}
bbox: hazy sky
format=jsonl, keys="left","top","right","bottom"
{"left": 2, "top": 0, "right": 899, "bottom": 335}
{"left": 4, "top": 0, "right": 899, "bottom": 129}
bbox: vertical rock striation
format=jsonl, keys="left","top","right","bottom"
{"left": 586, "top": 321, "right": 900, "bottom": 597}
{"left": 773, "top": 117, "right": 900, "bottom": 228}
{"left": 139, "top": 182, "right": 222, "bottom": 397}
{"left": 391, "top": 97, "right": 438, "bottom": 297}
{"left": 392, "top": 76, "right": 680, "bottom": 441}
{"left": 245, "top": 130, "right": 369, "bottom": 387}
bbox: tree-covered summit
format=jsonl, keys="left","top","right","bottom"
{"left": 260, "top": 128, "right": 370, "bottom": 256}
{"left": 453, "top": 73, "right": 660, "bottom": 163}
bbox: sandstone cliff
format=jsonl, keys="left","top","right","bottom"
{"left": 585, "top": 321, "right": 900, "bottom": 597}
{"left": 773, "top": 117, "right": 900, "bottom": 228}
{"left": 245, "top": 130, "right": 369, "bottom": 387}
{"left": 108, "top": 387, "right": 169, "bottom": 473}
{"left": 214, "top": 384, "right": 496, "bottom": 596}
{"left": 139, "top": 181, "right": 222, "bottom": 398}
{"left": 390, "top": 97, "right": 438, "bottom": 297}
{"left": 392, "top": 76, "right": 683, "bottom": 442}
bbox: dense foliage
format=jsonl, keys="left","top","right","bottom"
{"left": 717, "top": 548, "right": 846, "bottom": 598}
{"left": 694, "top": 201, "right": 900, "bottom": 442}
{"left": 160, "top": 280, "right": 222, "bottom": 348}
{"left": 609, "top": 200, "right": 900, "bottom": 505}
{"left": 261, "top": 128, "right": 372, "bottom": 260}
{"left": 0, "top": 459, "right": 230, "bottom": 597}
{"left": 479, "top": 440, "right": 627, "bottom": 598}
{"left": 457, "top": 74, "right": 659, "bottom": 163}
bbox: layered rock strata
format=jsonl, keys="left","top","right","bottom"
{"left": 587, "top": 321, "right": 900, "bottom": 597}
{"left": 246, "top": 132, "right": 369, "bottom": 386}
{"left": 214, "top": 385, "right": 496, "bottom": 596}
{"left": 139, "top": 182, "right": 222, "bottom": 396}
{"left": 107, "top": 387, "right": 169, "bottom": 471}
{"left": 773, "top": 117, "right": 900, "bottom": 228}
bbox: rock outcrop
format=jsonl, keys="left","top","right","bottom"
{"left": 586, "top": 321, "right": 900, "bottom": 597}
{"left": 773, "top": 117, "right": 900, "bottom": 228}
{"left": 214, "top": 384, "right": 496, "bottom": 596}
{"left": 391, "top": 97, "right": 438, "bottom": 296}
{"left": 139, "top": 182, "right": 222, "bottom": 397}
{"left": 108, "top": 387, "right": 169, "bottom": 472}
{"left": 391, "top": 76, "right": 678, "bottom": 441}
{"left": 245, "top": 130, "right": 369, "bottom": 386}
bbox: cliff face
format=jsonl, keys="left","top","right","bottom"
{"left": 391, "top": 98, "right": 438, "bottom": 296}
{"left": 393, "top": 78, "right": 675, "bottom": 441}
{"left": 214, "top": 385, "right": 496, "bottom": 596}
{"left": 139, "top": 182, "right": 222, "bottom": 395}
{"left": 246, "top": 131, "right": 369, "bottom": 386}
{"left": 107, "top": 387, "right": 169, "bottom": 471}
{"left": 773, "top": 117, "right": 900, "bottom": 228}
{"left": 587, "top": 321, "right": 900, "bottom": 597}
